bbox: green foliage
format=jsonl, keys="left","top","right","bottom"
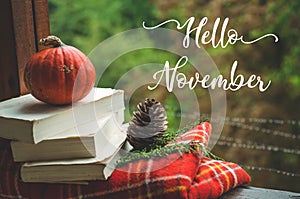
{"left": 117, "top": 121, "right": 222, "bottom": 166}
{"left": 49, "top": 0, "right": 157, "bottom": 53}
{"left": 266, "top": 0, "right": 300, "bottom": 98}
{"left": 97, "top": 49, "right": 177, "bottom": 88}
{"left": 117, "top": 143, "right": 197, "bottom": 166}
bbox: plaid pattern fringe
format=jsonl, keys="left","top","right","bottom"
{"left": 0, "top": 122, "right": 250, "bottom": 199}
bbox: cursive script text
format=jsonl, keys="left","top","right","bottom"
{"left": 143, "top": 17, "right": 279, "bottom": 49}
{"left": 148, "top": 56, "right": 271, "bottom": 92}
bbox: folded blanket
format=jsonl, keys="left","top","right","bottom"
{"left": 0, "top": 122, "right": 250, "bottom": 199}
{"left": 189, "top": 157, "right": 251, "bottom": 199}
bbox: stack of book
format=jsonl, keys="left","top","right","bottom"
{"left": 0, "top": 87, "right": 127, "bottom": 183}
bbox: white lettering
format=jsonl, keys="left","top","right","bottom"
{"left": 148, "top": 56, "right": 271, "bottom": 92}
{"left": 143, "top": 17, "right": 279, "bottom": 49}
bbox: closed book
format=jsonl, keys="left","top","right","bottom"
{"left": 20, "top": 126, "right": 128, "bottom": 183}
{"left": 11, "top": 113, "right": 124, "bottom": 162}
{"left": 0, "top": 87, "right": 124, "bottom": 143}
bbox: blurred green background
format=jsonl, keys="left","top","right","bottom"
{"left": 48, "top": 0, "right": 300, "bottom": 192}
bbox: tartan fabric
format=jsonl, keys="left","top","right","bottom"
{"left": 189, "top": 157, "right": 251, "bottom": 199}
{"left": 0, "top": 122, "right": 250, "bottom": 199}
{"left": 172, "top": 122, "right": 211, "bottom": 146}
{"left": 90, "top": 152, "right": 201, "bottom": 199}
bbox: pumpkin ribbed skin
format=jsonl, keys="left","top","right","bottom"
{"left": 24, "top": 37, "right": 96, "bottom": 105}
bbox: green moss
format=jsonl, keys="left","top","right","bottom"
{"left": 117, "top": 120, "right": 223, "bottom": 166}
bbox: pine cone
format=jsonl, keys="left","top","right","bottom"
{"left": 127, "top": 98, "right": 168, "bottom": 151}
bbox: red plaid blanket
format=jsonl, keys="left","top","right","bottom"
{"left": 0, "top": 122, "right": 250, "bottom": 199}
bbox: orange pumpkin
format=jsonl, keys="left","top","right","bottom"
{"left": 24, "top": 36, "right": 96, "bottom": 105}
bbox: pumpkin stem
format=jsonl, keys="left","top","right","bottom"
{"left": 39, "top": 35, "right": 64, "bottom": 47}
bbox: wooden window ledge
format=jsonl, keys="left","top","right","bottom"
{"left": 220, "top": 186, "right": 300, "bottom": 199}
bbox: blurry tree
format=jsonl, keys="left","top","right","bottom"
{"left": 267, "top": 1, "right": 300, "bottom": 99}
{"left": 49, "top": 0, "right": 157, "bottom": 53}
